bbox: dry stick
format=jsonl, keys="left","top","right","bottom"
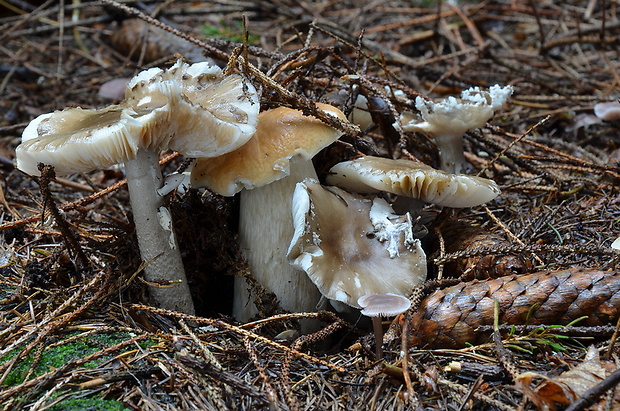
{"left": 29, "top": 374, "right": 73, "bottom": 411}
{"left": 170, "top": 326, "right": 228, "bottom": 409}
{"left": 477, "top": 324, "right": 615, "bottom": 339}
{"left": 281, "top": 319, "right": 348, "bottom": 404}
{"left": 364, "top": 9, "right": 455, "bottom": 34}
{"left": 0, "top": 152, "right": 179, "bottom": 232}
{"left": 438, "top": 377, "right": 515, "bottom": 411}
{"left": 434, "top": 226, "right": 446, "bottom": 280}
{"left": 434, "top": 243, "right": 615, "bottom": 266}
{"left": 481, "top": 204, "right": 545, "bottom": 266}
{"left": 447, "top": 3, "right": 485, "bottom": 47}
{"left": 98, "top": 0, "right": 359, "bottom": 138}
{"left": 492, "top": 299, "right": 520, "bottom": 380}
{"left": 38, "top": 164, "right": 89, "bottom": 268}
{"left": 605, "top": 316, "right": 620, "bottom": 361}
{"left": 564, "top": 368, "right": 620, "bottom": 411}
{"left": 242, "top": 331, "right": 281, "bottom": 410}
{"left": 130, "top": 305, "right": 346, "bottom": 373}
{"left": 527, "top": 0, "right": 547, "bottom": 54}
{"left": 504, "top": 129, "right": 620, "bottom": 178}
{"left": 178, "top": 319, "right": 222, "bottom": 370}
{"left": 399, "top": 320, "right": 418, "bottom": 407}
{"left": 456, "top": 375, "right": 484, "bottom": 411}
{"left": 478, "top": 115, "right": 550, "bottom": 176}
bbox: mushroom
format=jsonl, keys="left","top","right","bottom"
{"left": 286, "top": 178, "right": 426, "bottom": 313}
{"left": 326, "top": 156, "right": 501, "bottom": 208}
{"left": 191, "top": 103, "right": 348, "bottom": 322}
{"left": 594, "top": 101, "right": 620, "bottom": 121}
{"left": 15, "top": 60, "right": 259, "bottom": 314}
{"left": 399, "top": 84, "right": 513, "bottom": 173}
{"left": 358, "top": 293, "right": 411, "bottom": 358}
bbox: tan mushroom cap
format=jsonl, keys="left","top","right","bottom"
{"left": 327, "top": 156, "right": 500, "bottom": 208}
{"left": 286, "top": 178, "right": 427, "bottom": 309}
{"left": 358, "top": 293, "right": 412, "bottom": 317}
{"left": 16, "top": 105, "right": 145, "bottom": 175}
{"left": 190, "top": 103, "right": 347, "bottom": 196}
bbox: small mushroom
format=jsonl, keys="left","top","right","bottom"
{"left": 399, "top": 85, "right": 513, "bottom": 173}
{"left": 191, "top": 104, "right": 348, "bottom": 322}
{"left": 594, "top": 101, "right": 620, "bottom": 122}
{"left": 358, "top": 293, "right": 411, "bottom": 358}
{"left": 327, "top": 156, "right": 501, "bottom": 208}
{"left": 287, "top": 179, "right": 426, "bottom": 312}
{"left": 16, "top": 60, "right": 259, "bottom": 314}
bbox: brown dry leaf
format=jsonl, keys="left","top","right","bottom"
{"left": 515, "top": 346, "right": 606, "bottom": 410}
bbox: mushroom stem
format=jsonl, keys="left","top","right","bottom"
{"left": 435, "top": 134, "right": 465, "bottom": 174}
{"left": 124, "top": 148, "right": 195, "bottom": 314}
{"left": 371, "top": 316, "right": 384, "bottom": 359}
{"left": 234, "top": 157, "right": 321, "bottom": 324}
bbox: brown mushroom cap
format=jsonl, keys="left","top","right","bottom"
{"left": 358, "top": 293, "right": 412, "bottom": 317}
{"left": 327, "top": 156, "right": 500, "bottom": 208}
{"left": 287, "top": 178, "right": 427, "bottom": 309}
{"left": 190, "top": 103, "right": 347, "bottom": 196}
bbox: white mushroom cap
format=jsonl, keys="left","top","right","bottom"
{"left": 594, "top": 101, "right": 620, "bottom": 121}
{"left": 286, "top": 178, "right": 426, "bottom": 310}
{"left": 125, "top": 59, "right": 259, "bottom": 157}
{"left": 358, "top": 293, "right": 412, "bottom": 317}
{"left": 16, "top": 60, "right": 259, "bottom": 176}
{"left": 16, "top": 105, "right": 144, "bottom": 175}
{"left": 327, "top": 156, "right": 500, "bottom": 208}
{"left": 190, "top": 103, "right": 347, "bottom": 196}
{"left": 402, "top": 84, "right": 513, "bottom": 136}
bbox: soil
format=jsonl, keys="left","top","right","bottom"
{"left": 1, "top": 1, "right": 620, "bottom": 410}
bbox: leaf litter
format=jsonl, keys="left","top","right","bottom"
{"left": 1, "top": 0, "right": 620, "bottom": 409}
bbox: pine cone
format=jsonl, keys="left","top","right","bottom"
{"left": 404, "top": 268, "right": 620, "bottom": 348}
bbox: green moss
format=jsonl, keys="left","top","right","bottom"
{"left": 48, "top": 397, "right": 128, "bottom": 411}
{"left": 201, "top": 21, "right": 260, "bottom": 44}
{"left": 1, "top": 332, "right": 152, "bottom": 386}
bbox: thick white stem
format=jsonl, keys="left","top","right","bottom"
{"left": 234, "top": 158, "right": 322, "bottom": 323}
{"left": 124, "top": 149, "right": 195, "bottom": 314}
{"left": 436, "top": 134, "right": 466, "bottom": 174}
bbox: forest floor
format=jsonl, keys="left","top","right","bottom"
{"left": 1, "top": 1, "right": 620, "bottom": 410}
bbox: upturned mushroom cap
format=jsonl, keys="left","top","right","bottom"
{"left": 16, "top": 105, "right": 145, "bottom": 175}
{"left": 401, "top": 84, "right": 513, "bottom": 136}
{"left": 286, "top": 178, "right": 427, "bottom": 309}
{"left": 16, "top": 60, "right": 259, "bottom": 176}
{"left": 125, "top": 59, "right": 259, "bottom": 157}
{"left": 326, "top": 156, "right": 500, "bottom": 208}
{"left": 190, "top": 103, "right": 347, "bottom": 196}
{"left": 358, "top": 293, "right": 412, "bottom": 317}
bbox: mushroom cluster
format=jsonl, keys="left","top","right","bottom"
{"left": 16, "top": 60, "right": 260, "bottom": 314}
